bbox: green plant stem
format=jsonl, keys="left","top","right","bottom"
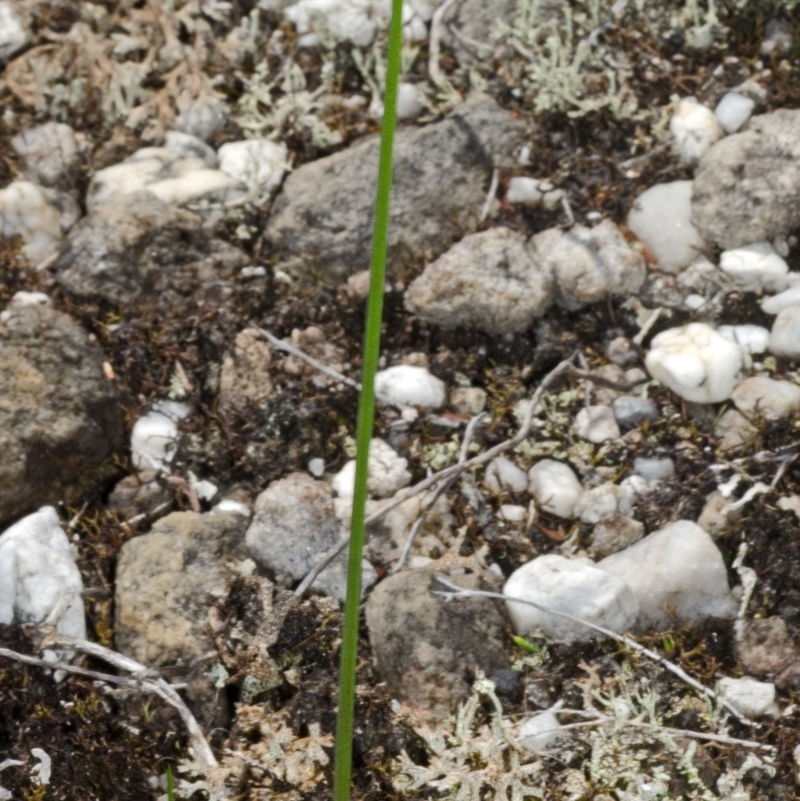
{"left": 332, "top": 3, "right": 404, "bottom": 800}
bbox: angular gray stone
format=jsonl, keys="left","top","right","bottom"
{"left": 692, "top": 109, "right": 800, "bottom": 249}
{"left": 529, "top": 220, "right": 646, "bottom": 311}
{"left": 365, "top": 567, "right": 508, "bottom": 721}
{"left": 246, "top": 472, "right": 375, "bottom": 601}
{"left": 404, "top": 227, "right": 554, "bottom": 334}
{"left": 0, "top": 303, "right": 124, "bottom": 526}
{"left": 265, "top": 95, "right": 523, "bottom": 283}
{"left": 54, "top": 191, "right": 249, "bottom": 305}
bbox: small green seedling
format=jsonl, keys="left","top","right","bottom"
{"left": 511, "top": 634, "right": 543, "bottom": 654}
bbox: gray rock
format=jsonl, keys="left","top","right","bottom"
{"left": 692, "top": 110, "right": 800, "bottom": 249}
{"left": 735, "top": 617, "right": 799, "bottom": 681}
{"left": 612, "top": 396, "right": 659, "bottom": 428}
{"left": 365, "top": 567, "right": 508, "bottom": 721}
{"left": 219, "top": 328, "right": 274, "bottom": 412}
{"left": 265, "top": 95, "right": 523, "bottom": 283}
{"left": 0, "top": 303, "right": 124, "bottom": 526}
{"left": 529, "top": 220, "right": 646, "bottom": 311}
{"left": 246, "top": 472, "right": 376, "bottom": 601}
{"left": 54, "top": 191, "right": 249, "bottom": 305}
{"left": 115, "top": 510, "right": 250, "bottom": 666}
{"left": 632, "top": 456, "right": 675, "bottom": 482}
{"left": 504, "top": 554, "right": 639, "bottom": 642}
{"left": 731, "top": 375, "right": 800, "bottom": 420}
{"left": 404, "top": 227, "right": 554, "bottom": 335}
{"left": 598, "top": 520, "right": 737, "bottom": 632}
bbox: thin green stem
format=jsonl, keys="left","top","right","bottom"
{"left": 332, "top": 3, "right": 404, "bottom": 800}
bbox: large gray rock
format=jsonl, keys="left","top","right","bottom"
{"left": 529, "top": 220, "right": 646, "bottom": 311}
{"left": 265, "top": 95, "right": 523, "bottom": 283}
{"left": 692, "top": 110, "right": 800, "bottom": 249}
{"left": 365, "top": 567, "right": 508, "bottom": 721}
{"left": 54, "top": 191, "right": 249, "bottom": 305}
{"left": 405, "top": 227, "right": 554, "bottom": 334}
{"left": 246, "top": 472, "right": 376, "bottom": 601}
{"left": 0, "top": 302, "right": 124, "bottom": 526}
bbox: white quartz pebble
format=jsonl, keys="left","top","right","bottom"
{"left": 645, "top": 323, "right": 744, "bottom": 403}
{"left": 396, "top": 83, "right": 423, "bottom": 120}
{"left": 769, "top": 307, "right": 800, "bottom": 358}
{"left": 626, "top": 181, "right": 708, "bottom": 272}
{"left": 574, "top": 405, "right": 620, "bottom": 443}
{"left": 670, "top": 98, "right": 724, "bottom": 162}
{"left": 374, "top": 365, "right": 446, "bottom": 408}
{"left": 218, "top": 139, "right": 288, "bottom": 196}
{"left": 714, "top": 92, "right": 756, "bottom": 134}
{"left": 506, "top": 177, "right": 544, "bottom": 205}
{"left": 598, "top": 520, "right": 737, "bottom": 631}
{"left": 719, "top": 242, "right": 788, "bottom": 291}
{"left": 0, "top": 507, "right": 86, "bottom": 666}
{"left": 762, "top": 286, "right": 800, "bottom": 315}
{"left": 528, "top": 460, "right": 583, "bottom": 519}
{"left": 485, "top": 456, "right": 529, "bottom": 494}
{"left": 331, "top": 438, "right": 411, "bottom": 499}
{"left": 716, "top": 677, "right": 777, "bottom": 718}
{"left": 130, "top": 400, "right": 190, "bottom": 472}
{"left": 717, "top": 324, "right": 770, "bottom": 355}
{"left": 504, "top": 554, "right": 639, "bottom": 641}
{"left": 518, "top": 711, "right": 567, "bottom": 752}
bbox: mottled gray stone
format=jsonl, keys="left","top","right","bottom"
{"left": 365, "top": 567, "right": 508, "bottom": 721}
{"left": 0, "top": 303, "right": 124, "bottom": 526}
{"left": 404, "top": 227, "right": 554, "bottom": 334}
{"left": 692, "top": 109, "right": 800, "bottom": 249}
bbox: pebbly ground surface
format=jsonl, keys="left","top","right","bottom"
{"left": 2, "top": 1, "right": 800, "bottom": 800}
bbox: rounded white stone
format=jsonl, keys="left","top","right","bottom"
{"left": 574, "top": 405, "right": 620, "bottom": 444}
{"left": 670, "top": 98, "right": 724, "bottom": 162}
{"left": 769, "top": 307, "right": 800, "bottom": 358}
{"left": 762, "top": 286, "right": 800, "bottom": 315}
{"left": 719, "top": 242, "right": 788, "bottom": 291}
{"left": 506, "top": 176, "right": 543, "bottom": 205}
{"left": 396, "top": 83, "right": 423, "bottom": 120}
{"left": 645, "top": 323, "right": 744, "bottom": 403}
{"left": 130, "top": 400, "right": 190, "bottom": 472}
{"left": 528, "top": 460, "right": 583, "bottom": 519}
{"left": 714, "top": 92, "right": 755, "bottom": 134}
{"left": 717, "top": 324, "right": 770, "bottom": 355}
{"left": 374, "top": 365, "right": 446, "bottom": 408}
{"left": 218, "top": 139, "right": 288, "bottom": 195}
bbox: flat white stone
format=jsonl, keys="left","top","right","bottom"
{"left": 331, "top": 438, "right": 411, "bottom": 499}
{"left": 499, "top": 504, "right": 527, "bottom": 522}
{"left": 598, "top": 520, "right": 737, "bottom": 631}
{"left": 769, "top": 307, "right": 800, "bottom": 358}
{"left": 503, "top": 554, "right": 639, "bottom": 641}
{"left": 574, "top": 482, "right": 635, "bottom": 524}
{"left": 0, "top": 507, "right": 86, "bottom": 665}
{"left": 632, "top": 456, "right": 674, "bottom": 482}
{"left": 528, "top": 460, "right": 583, "bottom": 519}
{"left": 645, "top": 323, "right": 744, "bottom": 403}
{"left": 374, "top": 365, "right": 446, "bottom": 408}
{"left": 714, "top": 92, "right": 756, "bottom": 134}
{"left": 626, "top": 181, "right": 708, "bottom": 272}
{"left": 670, "top": 98, "right": 724, "bottom": 162}
{"left": 716, "top": 676, "right": 777, "bottom": 718}
{"left": 719, "top": 242, "right": 788, "bottom": 291}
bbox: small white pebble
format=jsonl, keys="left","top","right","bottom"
{"left": 670, "top": 97, "right": 723, "bottom": 162}
{"left": 718, "top": 324, "right": 770, "bottom": 355}
{"left": 396, "top": 83, "right": 423, "bottom": 120}
{"left": 308, "top": 458, "right": 325, "bottom": 478}
{"left": 375, "top": 365, "right": 446, "bottom": 408}
{"left": 499, "top": 504, "right": 527, "bottom": 522}
{"left": 714, "top": 92, "right": 755, "bottom": 134}
{"left": 719, "top": 242, "right": 788, "bottom": 291}
{"left": 506, "top": 176, "right": 543, "bottom": 205}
